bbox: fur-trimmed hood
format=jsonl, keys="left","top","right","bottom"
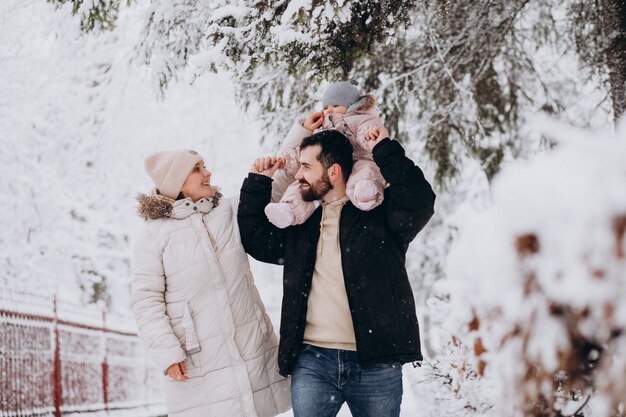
{"left": 350, "top": 93, "right": 376, "bottom": 113}
{"left": 136, "top": 188, "right": 222, "bottom": 220}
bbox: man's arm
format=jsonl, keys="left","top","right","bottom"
{"left": 367, "top": 127, "right": 436, "bottom": 248}
{"left": 238, "top": 157, "right": 288, "bottom": 264}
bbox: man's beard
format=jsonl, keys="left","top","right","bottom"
{"left": 299, "top": 171, "right": 332, "bottom": 201}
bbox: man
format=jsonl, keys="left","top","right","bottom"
{"left": 238, "top": 120, "right": 436, "bottom": 417}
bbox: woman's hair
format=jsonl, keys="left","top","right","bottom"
{"left": 155, "top": 188, "right": 182, "bottom": 199}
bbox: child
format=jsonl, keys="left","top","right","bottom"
{"left": 265, "top": 80, "right": 387, "bottom": 228}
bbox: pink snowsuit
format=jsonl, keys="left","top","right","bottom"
{"left": 265, "top": 106, "right": 386, "bottom": 228}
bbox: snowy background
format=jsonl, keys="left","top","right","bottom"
{"left": 2, "top": 1, "right": 624, "bottom": 416}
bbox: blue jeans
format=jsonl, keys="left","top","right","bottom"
{"left": 291, "top": 344, "right": 403, "bottom": 417}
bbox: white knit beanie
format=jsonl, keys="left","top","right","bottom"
{"left": 144, "top": 150, "right": 202, "bottom": 199}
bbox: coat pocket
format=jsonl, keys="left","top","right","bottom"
{"left": 182, "top": 302, "right": 202, "bottom": 355}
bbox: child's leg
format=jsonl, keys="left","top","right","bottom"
{"left": 265, "top": 180, "right": 317, "bottom": 228}
{"left": 271, "top": 148, "right": 301, "bottom": 203}
{"left": 346, "top": 159, "right": 385, "bottom": 211}
{"left": 281, "top": 148, "right": 301, "bottom": 177}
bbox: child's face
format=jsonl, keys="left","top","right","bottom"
{"left": 323, "top": 104, "right": 348, "bottom": 116}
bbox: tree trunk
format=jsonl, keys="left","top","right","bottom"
{"left": 599, "top": 0, "right": 626, "bottom": 120}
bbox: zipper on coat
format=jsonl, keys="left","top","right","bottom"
{"left": 198, "top": 214, "right": 257, "bottom": 403}
{"left": 205, "top": 227, "right": 218, "bottom": 251}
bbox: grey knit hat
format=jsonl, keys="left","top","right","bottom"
{"left": 144, "top": 150, "right": 202, "bottom": 199}
{"left": 322, "top": 80, "right": 365, "bottom": 112}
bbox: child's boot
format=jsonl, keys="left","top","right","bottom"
{"left": 352, "top": 180, "right": 382, "bottom": 211}
{"left": 265, "top": 202, "right": 296, "bottom": 229}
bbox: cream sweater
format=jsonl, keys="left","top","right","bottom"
{"left": 303, "top": 195, "right": 356, "bottom": 351}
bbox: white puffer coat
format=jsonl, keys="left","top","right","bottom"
{"left": 131, "top": 192, "right": 291, "bottom": 417}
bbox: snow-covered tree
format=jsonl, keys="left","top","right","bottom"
{"left": 125, "top": 0, "right": 615, "bottom": 330}
{"left": 55, "top": 0, "right": 621, "bottom": 184}
{"left": 0, "top": 1, "right": 125, "bottom": 310}
{"left": 2, "top": 0, "right": 272, "bottom": 314}
{"left": 49, "top": 0, "right": 119, "bottom": 31}
{"left": 570, "top": 0, "right": 626, "bottom": 119}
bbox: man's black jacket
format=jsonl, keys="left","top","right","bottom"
{"left": 237, "top": 138, "right": 436, "bottom": 376}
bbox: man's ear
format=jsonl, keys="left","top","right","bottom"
{"left": 328, "top": 163, "right": 343, "bottom": 182}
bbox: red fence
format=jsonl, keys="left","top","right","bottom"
{"left": 0, "top": 289, "right": 165, "bottom": 417}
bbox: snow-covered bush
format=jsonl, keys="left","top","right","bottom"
{"left": 446, "top": 119, "right": 626, "bottom": 416}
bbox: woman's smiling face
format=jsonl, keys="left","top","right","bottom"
{"left": 181, "top": 160, "right": 214, "bottom": 202}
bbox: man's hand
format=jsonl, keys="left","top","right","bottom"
{"left": 250, "top": 156, "right": 285, "bottom": 177}
{"left": 303, "top": 112, "right": 324, "bottom": 131}
{"left": 364, "top": 125, "right": 389, "bottom": 150}
{"left": 166, "top": 361, "right": 188, "bottom": 381}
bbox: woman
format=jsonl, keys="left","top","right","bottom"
{"left": 131, "top": 149, "right": 291, "bottom": 417}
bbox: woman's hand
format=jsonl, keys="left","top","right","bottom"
{"left": 303, "top": 112, "right": 324, "bottom": 131}
{"left": 250, "top": 156, "right": 285, "bottom": 177}
{"left": 166, "top": 361, "right": 188, "bottom": 381}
